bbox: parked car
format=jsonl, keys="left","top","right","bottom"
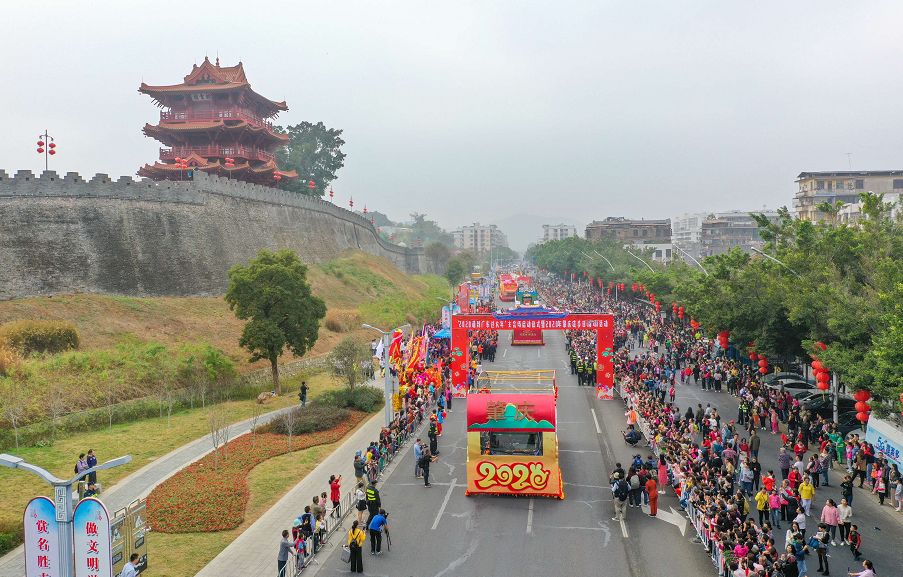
{"left": 764, "top": 372, "right": 816, "bottom": 386}
{"left": 801, "top": 396, "right": 857, "bottom": 419}
{"left": 766, "top": 379, "right": 820, "bottom": 395}
{"left": 836, "top": 410, "right": 866, "bottom": 438}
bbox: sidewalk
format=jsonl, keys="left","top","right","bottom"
{"left": 0, "top": 401, "right": 298, "bottom": 577}
{"left": 195, "top": 410, "right": 386, "bottom": 577}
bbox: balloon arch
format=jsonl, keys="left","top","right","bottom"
{"left": 449, "top": 308, "right": 615, "bottom": 399}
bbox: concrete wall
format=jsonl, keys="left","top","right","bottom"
{"left": 0, "top": 169, "right": 423, "bottom": 300}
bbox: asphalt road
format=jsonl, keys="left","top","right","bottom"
{"left": 308, "top": 331, "right": 716, "bottom": 577}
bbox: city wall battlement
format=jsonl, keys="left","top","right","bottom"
{"left": 0, "top": 169, "right": 423, "bottom": 300}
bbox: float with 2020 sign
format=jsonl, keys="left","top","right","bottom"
{"left": 465, "top": 371, "right": 563, "bottom": 499}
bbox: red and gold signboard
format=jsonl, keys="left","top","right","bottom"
{"left": 511, "top": 328, "right": 544, "bottom": 345}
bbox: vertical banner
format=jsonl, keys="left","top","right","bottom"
{"left": 74, "top": 497, "right": 112, "bottom": 577}
{"left": 450, "top": 326, "right": 469, "bottom": 396}
{"left": 595, "top": 322, "right": 615, "bottom": 399}
{"left": 24, "top": 496, "right": 60, "bottom": 577}
{"left": 126, "top": 500, "right": 148, "bottom": 574}
{"left": 441, "top": 306, "right": 451, "bottom": 328}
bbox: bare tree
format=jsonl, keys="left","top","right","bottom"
{"left": 248, "top": 404, "right": 263, "bottom": 450}
{"left": 283, "top": 407, "right": 297, "bottom": 451}
{"left": 46, "top": 381, "right": 69, "bottom": 444}
{"left": 0, "top": 378, "right": 26, "bottom": 449}
{"left": 208, "top": 406, "right": 232, "bottom": 470}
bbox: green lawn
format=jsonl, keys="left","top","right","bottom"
{"left": 0, "top": 371, "right": 343, "bottom": 548}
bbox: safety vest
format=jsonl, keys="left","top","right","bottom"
{"left": 366, "top": 487, "right": 378, "bottom": 502}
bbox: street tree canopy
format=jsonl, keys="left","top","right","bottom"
{"left": 225, "top": 249, "right": 326, "bottom": 394}
{"left": 275, "top": 121, "right": 346, "bottom": 197}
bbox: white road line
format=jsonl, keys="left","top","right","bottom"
{"left": 590, "top": 408, "right": 602, "bottom": 434}
{"left": 619, "top": 516, "right": 629, "bottom": 538}
{"left": 503, "top": 348, "right": 508, "bottom": 358}
{"left": 537, "top": 348, "right": 541, "bottom": 358}
{"left": 526, "top": 498, "right": 535, "bottom": 535}
{"left": 431, "top": 477, "right": 458, "bottom": 530}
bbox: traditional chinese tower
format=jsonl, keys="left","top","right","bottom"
{"left": 138, "top": 57, "right": 297, "bottom": 184}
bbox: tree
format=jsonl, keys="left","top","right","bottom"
{"left": 226, "top": 250, "right": 326, "bottom": 395}
{"left": 274, "top": 121, "right": 346, "bottom": 196}
{"left": 0, "top": 377, "right": 27, "bottom": 449}
{"left": 208, "top": 405, "right": 232, "bottom": 471}
{"left": 445, "top": 258, "right": 467, "bottom": 285}
{"left": 329, "top": 336, "right": 369, "bottom": 392}
{"left": 425, "top": 242, "right": 451, "bottom": 274}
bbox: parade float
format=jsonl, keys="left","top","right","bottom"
{"left": 465, "top": 371, "right": 563, "bottom": 499}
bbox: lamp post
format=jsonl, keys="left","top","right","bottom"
{"left": 0, "top": 453, "right": 132, "bottom": 575}
{"left": 36, "top": 130, "right": 57, "bottom": 171}
{"left": 362, "top": 323, "right": 411, "bottom": 426}
{"left": 624, "top": 247, "right": 656, "bottom": 273}
{"left": 673, "top": 244, "right": 709, "bottom": 276}
{"left": 749, "top": 247, "right": 801, "bottom": 278}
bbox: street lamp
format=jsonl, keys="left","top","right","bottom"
{"left": 36, "top": 130, "right": 57, "bottom": 172}
{"left": 749, "top": 247, "right": 801, "bottom": 278}
{"left": 0, "top": 453, "right": 132, "bottom": 575}
{"left": 673, "top": 245, "right": 709, "bottom": 276}
{"left": 624, "top": 247, "right": 656, "bottom": 273}
{"left": 362, "top": 323, "right": 411, "bottom": 426}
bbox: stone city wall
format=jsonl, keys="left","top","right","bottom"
{"left": 0, "top": 169, "right": 423, "bottom": 300}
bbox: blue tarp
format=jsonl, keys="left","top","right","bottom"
{"left": 433, "top": 328, "right": 451, "bottom": 339}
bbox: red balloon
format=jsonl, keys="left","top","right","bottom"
{"left": 855, "top": 401, "right": 871, "bottom": 413}
{"left": 816, "top": 372, "right": 830, "bottom": 383}
{"left": 856, "top": 412, "right": 870, "bottom": 424}
{"left": 817, "top": 382, "right": 829, "bottom": 391}
{"left": 853, "top": 390, "right": 871, "bottom": 402}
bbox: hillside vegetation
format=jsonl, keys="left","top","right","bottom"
{"left": 0, "top": 251, "right": 448, "bottom": 445}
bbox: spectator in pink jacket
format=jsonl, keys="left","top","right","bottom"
{"left": 768, "top": 490, "right": 783, "bottom": 529}
{"left": 820, "top": 498, "right": 840, "bottom": 545}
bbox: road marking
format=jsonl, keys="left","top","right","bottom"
{"left": 619, "top": 516, "right": 629, "bottom": 538}
{"left": 590, "top": 408, "right": 602, "bottom": 434}
{"left": 431, "top": 477, "right": 457, "bottom": 530}
{"left": 503, "top": 348, "right": 508, "bottom": 358}
{"left": 526, "top": 498, "right": 535, "bottom": 535}
{"left": 537, "top": 348, "right": 541, "bottom": 358}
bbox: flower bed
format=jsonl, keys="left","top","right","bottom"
{"left": 147, "top": 411, "right": 368, "bottom": 533}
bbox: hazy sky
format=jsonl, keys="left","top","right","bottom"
{"left": 3, "top": 1, "right": 902, "bottom": 250}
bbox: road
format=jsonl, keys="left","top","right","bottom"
{"left": 308, "top": 330, "right": 715, "bottom": 577}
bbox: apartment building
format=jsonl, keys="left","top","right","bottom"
{"left": 540, "top": 224, "right": 577, "bottom": 243}
{"left": 452, "top": 222, "right": 509, "bottom": 254}
{"left": 794, "top": 170, "right": 903, "bottom": 222}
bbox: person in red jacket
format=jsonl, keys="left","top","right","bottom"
{"left": 645, "top": 476, "right": 658, "bottom": 516}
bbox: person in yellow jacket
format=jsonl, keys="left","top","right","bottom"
{"left": 798, "top": 476, "right": 816, "bottom": 516}
{"left": 755, "top": 487, "right": 770, "bottom": 525}
{"left": 347, "top": 520, "right": 366, "bottom": 573}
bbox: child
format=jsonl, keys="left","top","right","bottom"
{"left": 848, "top": 524, "right": 862, "bottom": 560}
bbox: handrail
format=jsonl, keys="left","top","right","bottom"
{"left": 160, "top": 108, "right": 275, "bottom": 131}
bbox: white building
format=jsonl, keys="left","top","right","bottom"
{"left": 672, "top": 210, "right": 779, "bottom": 260}
{"left": 452, "top": 222, "right": 509, "bottom": 254}
{"left": 540, "top": 223, "right": 577, "bottom": 243}
{"left": 837, "top": 191, "right": 901, "bottom": 225}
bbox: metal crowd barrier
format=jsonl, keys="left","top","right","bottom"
{"left": 290, "top": 397, "right": 437, "bottom": 575}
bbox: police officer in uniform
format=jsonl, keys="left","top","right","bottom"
{"left": 365, "top": 480, "right": 382, "bottom": 527}
{"left": 575, "top": 357, "right": 585, "bottom": 385}
{"left": 569, "top": 348, "right": 578, "bottom": 375}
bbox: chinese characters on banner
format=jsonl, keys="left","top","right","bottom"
{"left": 73, "top": 497, "right": 112, "bottom": 577}
{"left": 24, "top": 496, "right": 60, "bottom": 577}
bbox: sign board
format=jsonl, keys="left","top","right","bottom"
{"left": 74, "top": 497, "right": 112, "bottom": 577}
{"left": 110, "top": 510, "right": 126, "bottom": 577}
{"left": 24, "top": 496, "right": 60, "bottom": 577}
{"left": 441, "top": 306, "right": 451, "bottom": 328}
{"left": 127, "top": 500, "right": 148, "bottom": 574}
{"left": 865, "top": 417, "right": 903, "bottom": 469}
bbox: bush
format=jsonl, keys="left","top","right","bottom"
{"left": 312, "top": 387, "right": 384, "bottom": 413}
{"left": 0, "top": 346, "right": 19, "bottom": 377}
{"left": 265, "top": 405, "right": 351, "bottom": 436}
{"left": 324, "top": 309, "right": 359, "bottom": 333}
{"left": 0, "top": 320, "right": 80, "bottom": 355}
{"left": 0, "top": 530, "right": 15, "bottom": 557}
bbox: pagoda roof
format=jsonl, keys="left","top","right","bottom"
{"left": 138, "top": 156, "right": 297, "bottom": 184}
{"left": 139, "top": 57, "right": 288, "bottom": 117}
{"left": 143, "top": 120, "right": 288, "bottom": 146}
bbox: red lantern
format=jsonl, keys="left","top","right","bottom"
{"left": 758, "top": 359, "right": 768, "bottom": 368}
{"left": 749, "top": 352, "right": 759, "bottom": 361}
{"left": 363, "top": 206, "right": 368, "bottom": 214}
{"left": 632, "top": 283, "right": 638, "bottom": 292}
{"left": 816, "top": 371, "right": 830, "bottom": 383}
{"left": 329, "top": 188, "right": 335, "bottom": 200}
{"left": 759, "top": 367, "right": 768, "bottom": 374}
{"left": 49, "top": 143, "right": 56, "bottom": 149}
{"left": 854, "top": 401, "right": 871, "bottom": 413}
{"left": 655, "top": 302, "right": 661, "bottom": 312}
{"left": 274, "top": 174, "right": 282, "bottom": 182}
{"left": 37, "top": 140, "right": 44, "bottom": 146}
{"left": 759, "top": 355, "right": 767, "bottom": 363}
{"left": 349, "top": 198, "right": 354, "bottom": 209}
{"left": 853, "top": 390, "right": 871, "bottom": 402}
{"left": 36, "top": 147, "right": 44, "bottom": 154}
{"left": 812, "top": 360, "right": 823, "bottom": 372}
{"left": 856, "top": 412, "right": 870, "bottom": 424}
{"left": 815, "top": 341, "right": 827, "bottom": 351}
{"left": 678, "top": 311, "right": 684, "bottom": 319}
{"left": 49, "top": 149, "right": 56, "bottom": 155}
{"left": 817, "top": 382, "right": 829, "bottom": 391}
{"left": 308, "top": 180, "right": 316, "bottom": 189}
